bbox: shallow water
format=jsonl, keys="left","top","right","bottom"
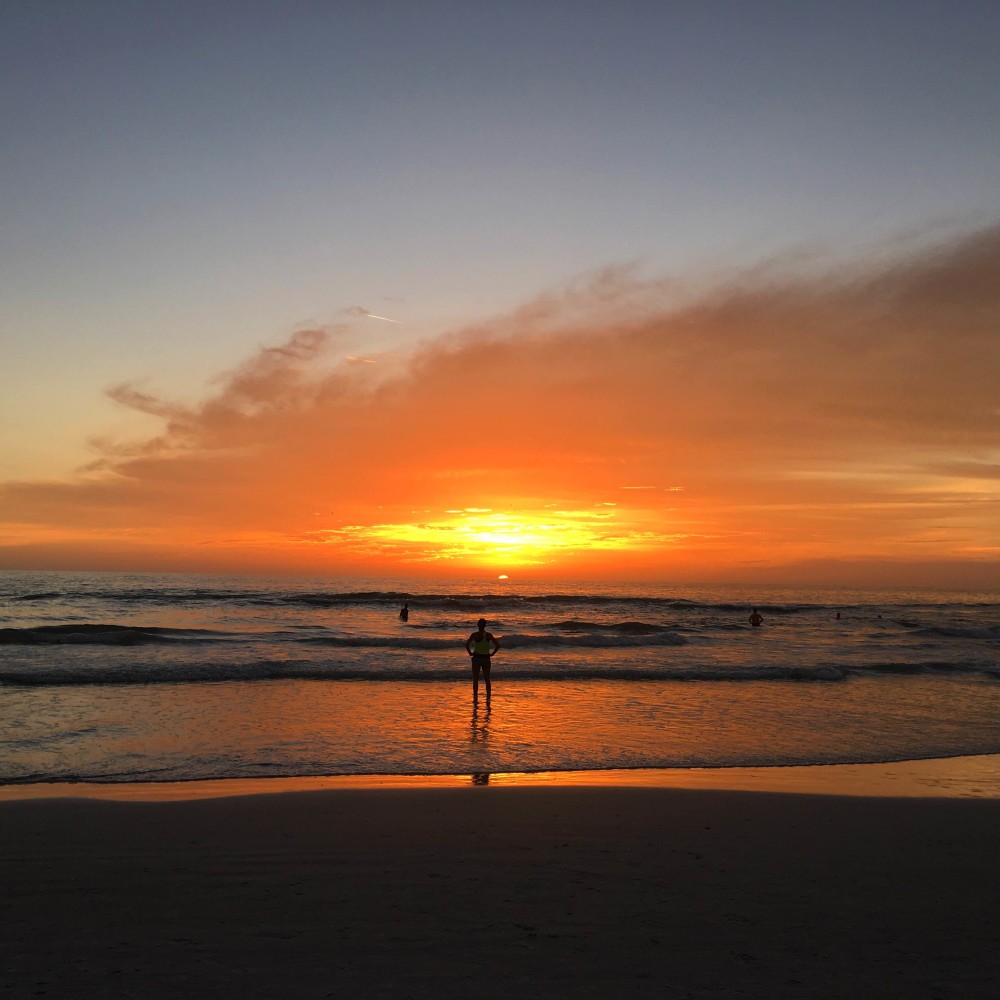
{"left": 1, "top": 572, "right": 998, "bottom": 784}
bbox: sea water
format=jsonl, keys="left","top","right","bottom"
{"left": 1, "top": 571, "right": 998, "bottom": 785}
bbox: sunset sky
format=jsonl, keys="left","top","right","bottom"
{"left": 2, "top": 1, "right": 998, "bottom": 586}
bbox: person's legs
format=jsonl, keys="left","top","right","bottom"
{"left": 472, "top": 659, "right": 481, "bottom": 700}
{"left": 482, "top": 661, "right": 491, "bottom": 701}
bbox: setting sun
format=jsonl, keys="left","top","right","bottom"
{"left": 315, "top": 506, "right": 687, "bottom": 568}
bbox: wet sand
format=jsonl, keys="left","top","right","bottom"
{"left": 5, "top": 753, "right": 1000, "bottom": 801}
{"left": 3, "top": 783, "right": 999, "bottom": 998}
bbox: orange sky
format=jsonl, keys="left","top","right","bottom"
{"left": 2, "top": 225, "right": 998, "bottom": 587}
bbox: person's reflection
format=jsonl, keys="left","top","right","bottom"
{"left": 470, "top": 702, "right": 491, "bottom": 785}
{"left": 470, "top": 702, "right": 491, "bottom": 745}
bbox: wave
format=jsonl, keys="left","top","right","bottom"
{"left": 0, "top": 660, "right": 847, "bottom": 685}
{"left": 1, "top": 586, "right": 864, "bottom": 614}
{"left": 2, "top": 658, "right": 996, "bottom": 687}
{"left": 550, "top": 619, "right": 676, "bottom": 634}
{"left": 0, "top": 621, "right": 687, "bottom": 650}
{"left": 296, "top": 630, "right": 688, "bottom": 650}
{"left": 910, "top": 625, "right": 1000, "bottom": 641}
{"left": 859, "top": 660, "right": 1000, "bottom": 677}
{"left": 0, "top": 624, "right": 225, "bottom": 645}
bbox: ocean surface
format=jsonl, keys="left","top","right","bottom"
{"left": 1, "top": 571, "right": 998, "bottom": 786}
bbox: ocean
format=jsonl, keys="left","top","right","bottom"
{"left": 1, "top": 571, "right": 998, "bottom": 787}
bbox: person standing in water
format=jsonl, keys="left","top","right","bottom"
{"left": 465, "top": 618, "right": 500, "bottom": 702}
{"left": 399, "top": 601, "right": 409, "bottom": 622}
{"left": 748, "top": 608, "right": 764, "bottom": 627}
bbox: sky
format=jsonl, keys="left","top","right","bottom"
{"left": 1, "top": 0, "right": 998, "bottom": 586}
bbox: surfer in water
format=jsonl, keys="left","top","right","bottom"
{"left": 399, "top": 601, "right": 409, "bottom": 622}
{"left": 748, "top": 608, "right": 764, "bottom": 627}
{"left": 465, "top": 618, "right": 500, "bottom": 703}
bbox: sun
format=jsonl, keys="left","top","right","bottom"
{"left": 313, "top": 502, "right": 687, "bottom": 569}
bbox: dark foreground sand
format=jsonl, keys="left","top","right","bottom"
{"left": 3, "top": 787, "right": 999, "bottom": 999}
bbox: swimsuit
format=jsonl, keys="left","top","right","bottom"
{"left": 471, "top": 632, "right": 493, "bottom": 668}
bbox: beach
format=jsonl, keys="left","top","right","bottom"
{"left": 4, "top": 777, "right": 1000, "bottom": 999}
{"left": 3, "top": 575, "right": 999, "bottom": 996}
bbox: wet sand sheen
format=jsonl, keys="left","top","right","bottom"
{"left": 3, "top": 784, "right": 999, "bottom": 998}
{"left": 4, "top": 752, "right": 1000, "bottom": 800}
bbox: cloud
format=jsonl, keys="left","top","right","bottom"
{"left": 2, "top": 224, "right": 998, "bottom": 582}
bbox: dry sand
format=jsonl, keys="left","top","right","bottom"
{"left": 3, "top": 785, "right": 999, "bottom": 999}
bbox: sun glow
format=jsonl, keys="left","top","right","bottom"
{"left": 316, "top": 506, "right": 687, "bottom": 567}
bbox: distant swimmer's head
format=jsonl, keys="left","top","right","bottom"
{"left": 477, "top": 618, "right": 487, "bottom": 629}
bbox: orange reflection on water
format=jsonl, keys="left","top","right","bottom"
{"left": 6, "top": 677, "right": 999, "bottom": 800}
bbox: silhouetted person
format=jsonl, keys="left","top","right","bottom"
{"left": 465, "top": 617, "right": 499, "bottom": 702}
{"left": 399, "top": 602, "right": 408, "bottom": 622}
{"left": 748, "top": 608, "right": 763, "bottom": 627}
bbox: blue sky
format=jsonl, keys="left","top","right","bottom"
{"left": 2, "top": 0, "right": 998, "bottom": 479}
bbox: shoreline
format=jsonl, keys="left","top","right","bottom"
{"left": 3, "top": 751, "right": 999, "bottom": 801}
